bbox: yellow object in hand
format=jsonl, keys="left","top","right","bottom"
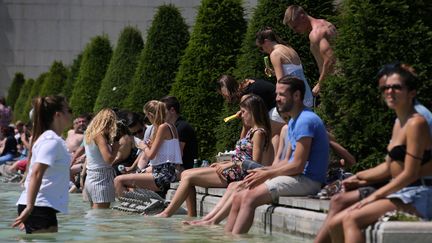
{"left": 224, "top": 113, "right": 238, "bottom": 122}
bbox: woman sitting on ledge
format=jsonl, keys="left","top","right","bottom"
{"left": 114, "top": 101, "right": 182, "bottom": 198}
{"left": 156, "top": 94, "right": 273, "bottom": 217}
{"left": 327, "top": 63, "right": 432, "bottom": 243}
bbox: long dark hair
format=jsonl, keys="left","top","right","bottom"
{"left": 239, "top": 94, "right": 272, "bottom": 150}
{"left": 31, "top": 95, "right": 67, "bottom": 144}
{"left": 255, "top": 27, "right": 286, "bottom": 45}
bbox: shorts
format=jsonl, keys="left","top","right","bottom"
{"left": 84, "top": 167, "right": 116, "bottom": 203}
{"left": 265, "top": 175, "right": 322, "bottom": 203}
{"left": 152, "top": 163, "right": 177, "bottom": 192}
{"left": 387, "top": 186, "right": 432, "bottom": 220}
{"left": 17, "top": 204, "right": 58, "bottom": 234}
{"left": 221, "top": 160, "right": 263, "bottom": 184}
{"left": 16, "top": 159, "right": 28, "bottom": 172}
{"left": 358, "top": 186, "right": 377, "bottom": 200}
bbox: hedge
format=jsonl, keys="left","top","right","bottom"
{"left": 318, "top": 0, "right": 432, "bottom": 171}
{"left": 69, "top": 35, "right": 112, "bottom": 116}
{"left": 62, "top": 53, "right": 83, "bottom": 100}
{"left": 6, "top": 72, "right": 25, "bottom": 109}
{"left": 22, "top": 73, "right": 48, "bottom": 122}
{"left": 94, "top": 27, "right": 144, "bottom": 112}
{"left": 39, "top": 61, "right": 68, "bottom": 97}
{"left": 124, "top": 4, "right": 189, "bottom": 112}
{"left": 170, "top": 0, "right": 247, "bottom": 160}
{"left": 13, "top": 78, "right": 34, "bottom": 122}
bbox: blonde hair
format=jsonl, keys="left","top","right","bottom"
{"left": 143, "top": 100, "right": 167, "bottom": 141}
{"left": 85, "top": 108, "right": 117, "bottom": 144}
{"left": 283, "top": 5, "right": 306, "bottom": 25}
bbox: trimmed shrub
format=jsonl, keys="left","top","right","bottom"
{"left": 318, "top": 0, "right": 432, "bottom": 172}
{"left": 13, "top": 78, "right": 34, "bottom": 122}
{"left": 215, "top": 0, "right": 335, "bottom": 153}
{"left": 39, "top": 61, "right": 68, "bottom": 97}
{"left": 94, "top": 27, "right": 144, "bottom": 112}
{"left": 6, "top": 72, "right": 25, "bottom": 109}
{"left": 62, "top": 53, "right": 83, "bottom": 100}
{"left": 170, "top": 0, "right": 247, "bottom": 159}
{"left": 124, "top": 4, "right": 189, "bottom": 112}
{"left": 70, "top": 35, "right": 112, "bottom": 116}
{"left": 22, "top": 73, "right": 48, "bottom": 123}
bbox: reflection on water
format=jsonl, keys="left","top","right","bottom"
{"left": 0, "top": 183, "right": 312, "bottom": 242}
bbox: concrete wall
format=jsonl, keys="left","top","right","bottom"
{"left": 0, "top": 0, "right": 257, "bottom": 96}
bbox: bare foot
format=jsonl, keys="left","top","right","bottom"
{"left": 182, "top": 219, "right": 213, "bottom": 226}
{"left": 154, "top": 212, "right": 169, "bottom": 218}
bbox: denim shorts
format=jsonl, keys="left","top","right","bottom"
{"left": 387, "top": 186, "right": 432, "bottom": 220}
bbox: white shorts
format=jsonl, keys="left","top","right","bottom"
{"left": 264, "top": 175, "right": 321, "bottom": 203}
{"left": 84, "top": 167, "right": 116, "bottom": 204}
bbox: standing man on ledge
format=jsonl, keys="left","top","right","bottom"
{"left": 283, "top": 5, "right": 336, "bottom": 97}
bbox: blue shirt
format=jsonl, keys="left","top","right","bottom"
{"left": 288, "top": 108, "right": 329, "bottom": 183}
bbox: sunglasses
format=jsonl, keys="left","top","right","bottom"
{"left": 379, "top": 84, "right": 404, "bottom": 93}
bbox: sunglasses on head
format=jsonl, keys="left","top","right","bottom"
{"left": 379, "top": 84, "right": 404, "bottom": 93}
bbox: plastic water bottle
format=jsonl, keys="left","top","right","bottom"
{"left": 193, "top": 159, "right": 200, "bottom": 168}
{"left": 201, "top": 160, "right": 209, "bottom": 167}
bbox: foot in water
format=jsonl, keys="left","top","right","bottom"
{"left": 154, "top": 212, "right": 170, "bottom": 218}
{"left": 182, "top": 219, "right": 214, "bottom": 226}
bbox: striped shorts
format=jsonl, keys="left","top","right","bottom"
{"left": 84, "top": 167, "right": 116, "bottom": 204}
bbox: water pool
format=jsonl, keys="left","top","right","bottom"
{"left": 0, "top": 183, "right": 312, "bottom": 242}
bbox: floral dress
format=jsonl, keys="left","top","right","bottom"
{"left": 221, "top": 128, "right": 265, "bottom": 184}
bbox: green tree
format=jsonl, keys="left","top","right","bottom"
{"left": 124, "top": 4, "right": 189, "bottom": 112}
{"left": 70, "top": 35, "right": 112, "bottom": 116}
{"left": 39, "top": 61, "right": 68, "bottom": 97}
{"left": 6, "top": 72, "right": 25, "bottom": 109}
{"left": 22, "top": 73, "right": 48, "bottom": 123}
{"left": 216, "top": 0, "right": 335, "bottom": 152}
{"left": 62, "top": 53, "right": 83, "bottom": 100}
{"left": 94, "top": 27, "right": 144, "bottom": 112}
{"left": 13, "top": 78, "right": 34, "bottom": 122}
{"left": 318, "top": 0, "right": 432, "bottom": 171}
{"left": 170, "top": 0, "right": 247, "bottom": 159}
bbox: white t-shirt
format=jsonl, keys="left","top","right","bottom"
{"left": 17, "top": 130, "right": 71, "bottom": 213}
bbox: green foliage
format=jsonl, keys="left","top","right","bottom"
{"left": 13, "top": 78, "right": 34, "bottom": 122}
{"left": 39, "top": 61, "right": 68, "bottom": 97}
{"left": 22, "top": 73, "right": 48, "bottom": 122}
{"left": 6, "top": 72, "right": 25, "bottom": 109}
{"left": 62, "top": 53, "right": 83, "bottom": 100}
{"left": 70, "top": 35, "right": 112, "bottom": 116}
{"left": 170, "top": 0, "right": 247, "bottom": 159}
{"left": 216, "top": 0, "right": 335, "bottom": 152}
{"left": 318, "top": 0, "right": 432, "bottom": 172}
{"left": 234, "top": 0, "right": 335, "bottom": 82}
{"left": 215, "top": 102, "right": 242, "bottom": 153}
{"left": 94, "top": 27, "right": 144, "bottom": 112}
{"left": 124, "top": 4, "right": 189, "bottom": 112}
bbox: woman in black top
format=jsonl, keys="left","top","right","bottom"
{"left": 0, "top": 126, "right": 17, "bottom": 165}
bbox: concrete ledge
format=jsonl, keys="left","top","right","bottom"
{"left": 168, "top": 183, "right": 432, "bottom": 242}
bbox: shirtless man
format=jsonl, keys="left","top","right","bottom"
{"left": 65, "top": 115, "right": 88, "bottom": 154}
{"left": 283, "top": 5, "right": 336, "bottom": 97}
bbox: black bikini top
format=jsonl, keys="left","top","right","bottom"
{"left": 388, "top": 145, "right": 432, "bottom": 164}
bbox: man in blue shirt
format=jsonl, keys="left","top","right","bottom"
{"left": 224, "top": 75, "right": 329, "bottom": 234}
